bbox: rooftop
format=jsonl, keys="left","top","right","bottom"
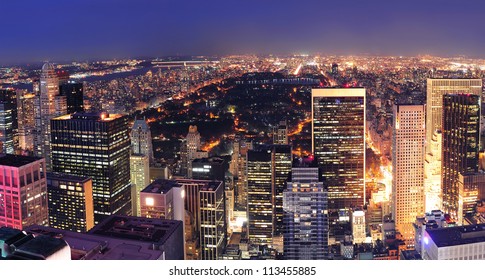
{"left": 0, "top": 154, "right": 43, "bottom": 167}
{"left": 47, "top": 172, "right": 91, "bottom": 184}
{"left": 0, "top": 227, "right": 26, "bottom": 245}
{"left": 15, "top": 235, "right": 68, "bottom": 258}
{"left": 52, "top": 112, "right": 123, "bottom": 122}
{"left": 426, "top": 224, "right": 485, "bottom": 247}
{"left": 141, "top": 179, "right": 179, "bottom": 194}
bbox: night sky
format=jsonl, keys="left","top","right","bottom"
{"left": 2, "top": 0, "right": 485, "bottom": 64}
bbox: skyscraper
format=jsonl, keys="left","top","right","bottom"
{"left": 392, "top": 104, "right": 425, "bottom": 246}
{"left": 51, "top": 112, "right": 131, "bottom": 224}
{"left": 271, "top": 145, "right": 292, "bottom": 237}
{"left": 0, "top": 155, "right": 48, "bottom": 229}
{"left": 311, "top": 88, "right": 365, "bottom": 210}
{"left": 0, "top": 89, "right": 18, "bottom": 154}
{"left": 283, "top": 166, "right": 328, "bottom": 260}
{"left": 16, "top": 90, "right": 35, "bottom": 151}
{"left": 247, "top": 149, "right": 272, "bottom": 245}
{"left": 130, "top": 154, "right": 150, "bottom": 216}
{"left": 442, "top": 94, "right": 481, "bottom": 224}
{"left": 34, "top": 63, "right": 67, "bottom": 170}
{"left": 426, "top": 79, "right": 482, "bottom": 152}
{"left": 59, "top": 81, "right": 84, "bottom": 114}
{"left": 130, "top": 118, "right": 154, "bottom": 164}
{"left": 180, "top": 125, "right": 207, "bottom": 177}
{"left": 199, "top": 181, "right": 226, "bottom": 260}
{"left": 46, "top": 172, "right": 94, "bottom": 232}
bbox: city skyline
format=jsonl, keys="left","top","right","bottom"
{"left": 3, "top": 0, "right": 485, "bottom": 65}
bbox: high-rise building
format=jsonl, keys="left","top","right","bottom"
{"left": 424, "top": 131, "right": 443, "bottom": 212}
{"left": 191, "top": 157, "right": 226, "bottom": 181}
{"left": 311, "top": 88, "right": 365, "bottom": 210}
{"left": 130, "top": 118, "right": 154, "bottom": 164}
{"left": 392, "top": 104, "right": 425, "bottom": 245}
{"left": 283, "top": 167, "right": 328, "bottom": 260}
{"left": 247, "top": 149, "right": 273, "bottom": 245}
{"left": 59, "top": 81, "right": 84, "bottom": 114}
{"left": 179, "top": 125, "right": 208, "bottom": 177}
{"left": 271, "top": 145, "right": 292, "bottom": 237}
{"left": 16, "top": 90, "right": 35, "bottom": 151}
{"left": 426, "top": 79, "right": 482, "bottom": 152}
{"left": 46, "top": 172, "right": 94, "bottom": 232}
{"left": 176, "top": 179, "right": 226, "bottom": 260}
{"left": 34, "top": 63, "right": 67, "bottom": 170}
{"left": 231, "top": 139, "right": 252, "bottom": 211}
{"left": 199, "top": 181, "right": 226, "bottom": 260}
{"left": 0, "top": 89, "right": 18, "bottom": 154}
{"left": 140, "top": 179, "right": 185, "bottom": 220}
{"left": 442, "top": 94, "right": 481, "bottom": 224}
{"left": 130, "top": 154, "right": 150, "bottom": 216}
{"left": 0, "top": 155, "right": 48, "bottom": 229}
{"left": 351, "top": 209, "right": 366, "bottom": 244}
{"left": 273, "top": 120, "right": 288, "bottom": 145}
{"left": 51, "top": 112, "right": 131, "bottom": 224}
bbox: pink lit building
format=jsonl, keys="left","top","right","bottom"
{"left": 0, "top": 155, "right": 48, "bottom": 229}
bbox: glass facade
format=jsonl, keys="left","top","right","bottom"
{"left": 51, "top": 112, "right": 131, "bottom": 224}
{"left": 312, "top": 88, "right": 365, "bottom": 210}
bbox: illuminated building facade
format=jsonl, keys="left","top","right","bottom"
{"left": 51, "top": 112, "right": 131, "bottom": 224}
{"left": 16, "top": 90, "right": 35, "bottom": 151}
{"left": 392, "top": 104, "right": 425, "bottom": 246}
{"left": 271, "top": 145, "right": 292, "bottom": 237}
{"left": 0, "top": 89, "right": 18, "bottom": 154}
{"left": 34, "top": 63, "right": 67, "bottom": 170}
{"left": 424, "top": 131, "right": 442, "bottom": 212}
{"left": 283, "top": 167, "right": 328, "bottom": 260}
{"left": 130, "top": 154, "right": 150, "bottom": 216}
{"left": 311, "top": 88, "right": 365, "bottom": 210}
{"left": 442, "top": 94, "right": 480, "bottom": 225}
{"left": 199, "top": 181, "right": 226, "bottom": 260}
{"left": 130, "top": 118, "right": 154, "bottom": 164}
{"left": 352, "top": 209, "right": 366, "bottom": 244}
{"left": 426, "top": 78, "right": 482, "bottom": 153}
{"left": 0, "top": 155, "right": 48, "bottom": 229}
{"left": 46, "top": 172, "right": 94, "bottom": 232}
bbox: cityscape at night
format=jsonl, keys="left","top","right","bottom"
{"left": 3, "top": 1, "right": 485, "bottom": 269}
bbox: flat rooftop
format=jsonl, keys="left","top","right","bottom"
{"left": 141, "top": 179, "right": 179, "bottom": 194}
{"left": 0, "top": 227, "right": 26, "bottom": 244}
{"left": 426, "top": 224, "right": 485, "bottom": 247}
{"left": 15, "top": 235, "right": 68, "bottom": 258}
{"left": 0, "top": 154, "right": 43, "bottom": 167}
{"left": 53, "top": 112, "right": 123, "bottom": 122}
{"left": 47, "top": 172, "right": 91, "bottom": 184}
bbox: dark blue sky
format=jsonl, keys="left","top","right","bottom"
{"left": 2, "top": 0, "right": 485, "bottom": 64}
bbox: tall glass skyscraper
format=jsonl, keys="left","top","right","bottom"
{"left": 50, "top": 112, "right": 131, "bottom": 224}
{"left": 311, "top": 88, "right": 365, "bottom": 210}
{"left": 283, "top": 167, "right": 328, "bottom": 260}
{"left": 441, "top": 94, "right": 481, "bottom": 224}
{"left": 0, "top": 89, "right": 18, "bottom": 154}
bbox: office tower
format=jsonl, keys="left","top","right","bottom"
{"left": 46, "top": 172, "right": 94, "bottom": 232}
{"left": 312, "top": 88, "right": 365, "bottom": 210}
{"left": 331, "top": 63, "right": 338, "bottom": 75}
{"left": 283, "top": 167, "right": 328, "bottom": 260}
{"left": 179, "top": 125, "right": 208, "bottom": 177}
{"left": 442, "top": 94, "right": 481, "bottom": 225}
{"left": 247, "top": 149, "right": 273, "bottom": 245}
{"left": 130, "top": 154, "right": 150, "bottom": 216}
{"left": 424, "top": 131, "right": 443, "bottom": 212}
{"left": 59, "top": 81, "right": 84, "bottom": 114}
{"left": 0, "top": 155, "right": 48, "bottom": 229}
{"left": 422, "top": 224, "right": 485, "bottom": 260}
{"left": 199, "top": 181, "right": 226, "bottom": 260}
{"left": 0, "top": 89, "right": 18, "bottom": 153}
{"left": 56, "top": 70, "right": 70, "bottom": 85}
{"left": 271, "top": 145, "right": 292, "bottom": 237}
{"left": 392, "top": 104, "right": 425, "bottom": 245}
{"left": 16, "top": 90, "right": 35, "bottom": 151}
{"left": 351, "top": 209, "right": 366, "bottom": 244}
{"left": 24, "top": 215, "right": 184, "bottom": 260}
{"left": 130, "top": 118, "right": 154, "bottom": 164}
{"left": 191, "top": 157, "right": 226, "bottom": 181}
{"left": 176, "top": 179, "right": 226, "bottom": 260}
{"left": 231, "top": 139, "right": 252, "bottom": 210}
{"left": 273, "top": 120, "right": 288, "bottom": 145}
{"left": 426, "top": 79, "right": 481, "bottom": 153}
{"left": 140, "top": 179, "right": 185, "bottom": 220}
{"left": 51, "top": 112, "right": 131, "bottom": 224}
{"left": 34, "top": 63, "right": 67, "bottom": 170}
